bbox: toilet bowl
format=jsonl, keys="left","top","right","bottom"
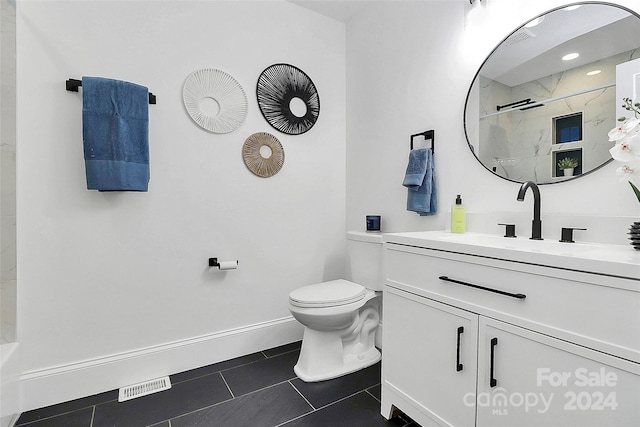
{"left": 288, "top": 232, "right": 383, "bottom": 382}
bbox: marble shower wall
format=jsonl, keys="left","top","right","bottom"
{"left": 477, "top": 49, "right": 640, "bottom": 183}
{"left": 0, "top": 0, "right": 16, "bottom": 344}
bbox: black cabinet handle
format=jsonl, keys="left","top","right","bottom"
{"left": 438, "top": 276, "right": 526, "bottom": 300}
{"left": 456, "top": 326, "right": 464, "bottom": 372}
{"left": 490, "top": 337, "right": 498, "bottom": 388}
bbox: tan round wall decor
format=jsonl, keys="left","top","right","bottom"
{"left": 242, "top": 132, "right": 284, "bottom": 178}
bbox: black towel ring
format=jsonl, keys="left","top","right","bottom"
{"left": 410, "top": 130, "right": 435, "bottom": 153}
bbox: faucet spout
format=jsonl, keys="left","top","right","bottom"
{"left": 517, "top": 181, "right": 543, "bottom": 240}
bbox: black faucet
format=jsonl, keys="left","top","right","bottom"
{"left": 517, "top": 181, "right": 543, "bottom": 240}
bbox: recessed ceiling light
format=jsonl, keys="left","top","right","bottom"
{"left": 564, "top": 6, "right": 581, "bottom": 11}
{"left": 525, "top": 17, "right": 544, "bottom": 28}
{"left": 562, "top": 53, "right": 580, "bottom": 61}
{"left": 586, "top": 70, "right": 601, "bottom": 76}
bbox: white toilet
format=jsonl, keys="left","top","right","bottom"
{"left": 288, "top": 231, "right": 383, "bottom": 382}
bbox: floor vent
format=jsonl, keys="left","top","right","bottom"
{"left": 118, "top": 376, "right": 172, "bottom": 402}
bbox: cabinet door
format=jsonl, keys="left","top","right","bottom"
{"left": 477, "top": 317, "right": 640, "bottom": 427}
{"left": 382, "top": 287, "right": 478, "bottom": 427}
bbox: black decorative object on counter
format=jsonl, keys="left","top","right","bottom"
{"left": 256, "top": 63, "right": 320, "bottom": 135}
{"left": 629, "top": 222, "right": 640, "bottom": 250}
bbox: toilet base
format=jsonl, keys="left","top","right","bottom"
{"left": 294, "top": 345, "right": 381, "bottom": 382}
{"left": 293, "top": 324, "right": 382, "bottom": 382}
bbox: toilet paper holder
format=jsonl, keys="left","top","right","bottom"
{"left": 208, "top": 258, "right": 238, "bottom": 269}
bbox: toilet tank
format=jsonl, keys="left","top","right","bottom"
{"left": 346, "top": 231, "right": 383, "bottom": 291}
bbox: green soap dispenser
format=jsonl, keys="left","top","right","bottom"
{"left": 451, "top": 194, "right": 467, "bottom": 234}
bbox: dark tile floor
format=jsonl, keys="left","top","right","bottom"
{"left": 15, "top": 342, "right": 419, "bottom": 427}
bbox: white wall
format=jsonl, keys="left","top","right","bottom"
{"left": 14, "top": 0, "right": 640, "bottom": 413}
{"left": 346, "top": 0, "right": 640, "bottom": 235}
{"left": 16, "top": 0, "right": 346, "bottom": 410}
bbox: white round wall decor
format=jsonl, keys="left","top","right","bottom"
{"left": 183, "top": 68, "right": 248, "bottom": 133}
{"left": 242, "top": 132, "right": 285, "bottom": 178}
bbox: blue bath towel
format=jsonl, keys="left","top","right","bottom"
{"left": 403, "top": 148, "right": 438, "bottom": 215}
{"left": 82, "top": 76, "right": 149, "bottom": 191}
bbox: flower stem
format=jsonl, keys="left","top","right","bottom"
{"left": 622, "top": 97, "right": 640, "bottom": 118}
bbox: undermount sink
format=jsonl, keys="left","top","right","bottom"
{"left": 384, "top": 231, "right": 640, "bottom": 280}
{"left": 435, "top": 232, "right": 599, "bottom": 254}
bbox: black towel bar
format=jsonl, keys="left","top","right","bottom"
{"left": 66, "top": 78, "right": 157, "bottom": 104}
{"left": 410, "top": 130, "right": 435, "bottom": 153}
{"left": 496, "top": 98, "right": 543, "bottom": 111}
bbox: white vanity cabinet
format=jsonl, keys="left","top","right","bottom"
{"left": 381, "top": 233, "right": 640, "bottom": 427}
{"left": 384, "top": 290, "right": 478, "bottom": 427}
{"left": 475, "top": 318, "right": 640, "bottom": 427}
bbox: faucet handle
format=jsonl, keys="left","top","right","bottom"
{"left": 498, "top": 223, "right": 517, "bottom": 238}
{"left": 559, "top": 227, "right": 587, "bottom": 243}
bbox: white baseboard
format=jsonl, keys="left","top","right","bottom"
{"left": 1, "top": 343, "right": 21, "bottom": 425}
{"left": 20, "top": 316, "right": 303, "bottom": 412}
{"left": 0, "top": 413, "right": 19, "bottom": 427}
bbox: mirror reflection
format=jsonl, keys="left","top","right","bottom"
{"left": 464, "top": 3, "right": 640, "bottom": 184}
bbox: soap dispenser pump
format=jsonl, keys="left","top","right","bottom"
{"left": 451, "top": 195, "right": 467, "bottom": 234}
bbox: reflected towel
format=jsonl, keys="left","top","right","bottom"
{"left": 403, "top": 148, "right": 437, "bottom": 215}
{"left": 82, "top": 76, "right": 150, "bottom": 191}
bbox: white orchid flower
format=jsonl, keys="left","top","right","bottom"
{"left": 610, "top": 133, "right": 640, "bottom": 162}
{"left": 608, "top": 118, "right": 640, "bottom": 141}
{"left": 609, "top": 97, "right": 640, "bottom": 204}
{"left": 615, "top": 157, "right": 640, "bottom": 183}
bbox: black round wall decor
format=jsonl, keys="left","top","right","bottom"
{"left": 256, "top": 63, "right": 320, "bottom": 135}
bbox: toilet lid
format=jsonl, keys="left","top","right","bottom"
{"left": 289, "top": 280, "right": 367, "bottom": 308}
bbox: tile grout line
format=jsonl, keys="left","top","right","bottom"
{"left": 365, "top": 389, "right": 379, "bottom": 402}
{"left": 169, "top": 395, "right": 236, "bottom": 425}
{"left": 168, "top": 377, "right": 299, "bottom": 425}
{"left": 212, "top": 349, "right": 300, "bottom": 397}
{"left": 260, "top": 348, "right": 301, "bottom": 361}
{"left": 170, "top": 356, "right": 267, "bottom": 386}
{"left": 171, "top": 346, "right": 299, "bottom": 386}
{"left": 13, "top": 404, "right": 100, "bottom": 427}
{"left": 17, "top": 345, "right": 302, "bottom": 426}
{"left": 365, "top": 385, "right": 381, "bottom": 403}
{"left": 275, "top": 389, "right": 371, "bottom": 426}
{"left": 287, "top": 380, "right": 316, "bottom": 411}
{"left": 15, "top": 394, "right": 120, "bottom": 426}
{"left": 219, "top": 372, "right": 235, "bottom": 399}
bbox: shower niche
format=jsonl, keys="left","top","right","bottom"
{"left": 553, "top": 112, "right": 582, "bottom": 144}
{"left": 551, "top": 113, "right": 583, "bottom": 180}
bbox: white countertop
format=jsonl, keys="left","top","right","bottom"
{"left": 384, "top": 231, "right": 640, "bottom": 280}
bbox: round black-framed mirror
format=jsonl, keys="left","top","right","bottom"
{"left": 464, "top": 2, "right": 640, "bottom": 184}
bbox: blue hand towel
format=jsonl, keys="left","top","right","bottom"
{"left": 403, "top": 148, "right": 438, "bottom": 215}
{"left": 82, "top": 76, "right": 150, "bottom": 191}
{"left": 402, "top": 148, "right": 429, "bottom": 189}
